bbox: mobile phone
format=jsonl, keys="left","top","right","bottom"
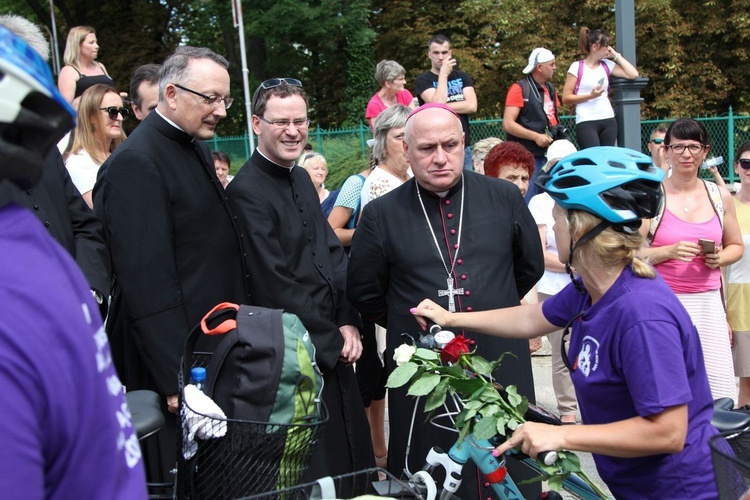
{"left": 699, "top": 239, "right": 715, "bottom": 254}
{"left": 597, "top": 77, "right": 605, "bottom": 87}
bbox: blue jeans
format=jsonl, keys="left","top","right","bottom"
{"left": 463, "top": 146, "right": 473, "bottom": 171}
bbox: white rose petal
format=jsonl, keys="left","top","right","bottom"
{"left": 393, "top": 344, "right": 417, "bottom": 366}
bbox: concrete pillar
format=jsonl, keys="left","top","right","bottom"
{"left": 612, "top": 0, "right": 648, "bottom": 151}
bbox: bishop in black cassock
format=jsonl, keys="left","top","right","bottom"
{"left": 226, "top": 81, "right": 373, "bottom": 485}
{"left": 347, "top": 103, "right": 544, "bottom": 499}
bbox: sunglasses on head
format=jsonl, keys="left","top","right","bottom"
{"left": 651, "top": 138, "right": 663, "bottom": 145}
{"left": 100, "top": 106, "right": 129, "bottom": 120}
{"left": 738, "top": 158, "right": 750, "bottom": 170}
{"left": 253, "top": 78, "right": 303, "bottom": 110}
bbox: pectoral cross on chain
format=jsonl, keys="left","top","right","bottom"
{"left": 438, "top": 277, "right": 464, "bottom": 313}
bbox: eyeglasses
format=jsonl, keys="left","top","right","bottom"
{"left": 651, "top": 138, "right": 663, "bottom": 145}
{"left": 100, "top": 106, "right": 129, "bottom": 120}
{"left": 666, "top": 143, "right": 706, "bottom": 154}
{"left": 252, "top": 78, "right": 303, "bottom": 111}
{"left": 738, "top": 159, "right": 750, "bottom": 170}
{"left": 173, "top": 83, "right": 234, "bottom": 109}
{"left": 258, "top": 116, "right": 310, "bottom": 129}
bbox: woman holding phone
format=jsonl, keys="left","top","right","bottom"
{"left": 562, "top": 27, "right": 638, "bottom": 149}
{"left": 638, "top": 118, "right": 743, "bottom": 402}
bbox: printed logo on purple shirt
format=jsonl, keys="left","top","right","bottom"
{"left": 577, "top": 336, "right": 600, "bottom": 377}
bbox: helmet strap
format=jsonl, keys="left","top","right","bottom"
{"left": 566, "top": 219, "right": 612, "bottom": 295}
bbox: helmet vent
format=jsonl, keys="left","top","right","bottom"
{"left": 554, "top": 175, "right": 590, "bottom": 189}
{"left": 608, "top": 161, "right": 627, "bottom": 169}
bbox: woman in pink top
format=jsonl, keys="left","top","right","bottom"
{"left": 365, "top": 60, "right": 415, "bottom": 132}
{"left": 639, "top": 118, "right": 743, "bottom": 402}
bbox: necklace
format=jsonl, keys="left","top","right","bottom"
{"left": 668, "top": 177, "right": 693, "bottom": 213}
{"left": 416, "top": 176, "right": 466, "bottom": 312}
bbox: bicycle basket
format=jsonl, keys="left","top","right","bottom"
{"left": 240, "top": 468, "right": 425, "bottom": 499}
{"left": 710, "top": 430, "right": 750, "bottom": 500}
{"left": 176, "top": 353, "right": 327, "bottom": 500}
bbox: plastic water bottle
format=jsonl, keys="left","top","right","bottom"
{"left": 191, "top": 367, "right": 206, "bottom": 393}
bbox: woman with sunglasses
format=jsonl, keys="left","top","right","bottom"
{"left": 562, "top": 27, "right": 638, "bottom": 149}
{"left": 65, "top": 84, "right": 127, "bottom": 208}
{"left": 728, "top": 141, "right": 750, "bottom": 405}
{"left": 638, "top": 118, "right": 743, "bottom": 403}
{"left": 410, "top": 147, "right": 719, "bottom": 499}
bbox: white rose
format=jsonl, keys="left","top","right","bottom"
{"left": 393, "top": 344, "right": 417, "bottom": 366}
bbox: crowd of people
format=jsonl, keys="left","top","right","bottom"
{"left": 2, "top": 12, "right": 748, "bottom": 500}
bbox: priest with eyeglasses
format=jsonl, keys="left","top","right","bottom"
{"left": 347, "top": 103, "right": 544, "bottom": 499}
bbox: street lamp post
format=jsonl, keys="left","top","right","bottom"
{"left": 231, "top": 0, "right": 254, "bottom": 154}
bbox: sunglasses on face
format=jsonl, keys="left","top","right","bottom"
{"left": 651, "top": 138, "right": 663, "bottom": 145}
{"left": 738, "top": 158, "right": 750, "bottom": 170}
{"left": 252, "top": 78, "right": 304, "bottom": 111}
{"left": 100, "top": 106, "right": 129, "bottom": 120}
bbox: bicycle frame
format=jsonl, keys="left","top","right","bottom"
{"left": 416, "top": 434, "right": 605, "bottom": 500}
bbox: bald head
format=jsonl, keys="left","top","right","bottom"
{"left": 404, "top": 106, "right": 465, "bottom": 192}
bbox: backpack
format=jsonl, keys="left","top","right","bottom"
{"left": 192, "top": 302, "right": 323, "bottom": 425}
{"left": 648, "top": 180, "right": 724, "bottom": 244}
{"left": 571, "top": 60, "right": 611, "bottom": 115}
{"left": 178, "top": 303, "right": 324, "bottom": 498}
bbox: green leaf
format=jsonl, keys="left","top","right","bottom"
{"left": 414, "top": 348, "right": 439, "bottom": 361}
{"left": 385, "top": 362, "right": 419, "bottom": 388}
{"left": 480, "top": 386, "right": 502, "bottom": 402}
{"left": 474, "top": 416, "right": 498, "bottom": 440}
{"left": 495, "top": 415, "right": 509, "bottom": 437}
{"left": 448, "top": 377, "right": 484, "bottom": 396}
{"left": 507, "top": 418, "right": 520, "bottom": 431}
{"left": 463, "top": 399, "right": 484, "bottom": 410}
{"left": 478, "top": 403, "right": 502, "bottom": 418}
{"left": 505, "top": 385, "right": 523, "bottom": 407}
{"left": 424, "top": 379, "right": 449, "bottom": 412}
{"left": 471, "top": 355, "right": 493, "bottom": 376}
{"left": 407, "top": 373, "right": 441, "bottom": 396}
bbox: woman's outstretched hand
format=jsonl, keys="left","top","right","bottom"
{"left": 410, "top": 299, "right": 451, "bottom": 331}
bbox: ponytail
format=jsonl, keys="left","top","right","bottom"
{"left": 578, "top": 27, "right": 591, "bottom": 55}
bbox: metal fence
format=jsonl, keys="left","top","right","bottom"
{"left": 209, "top": 107, "right": 750, "bottom": 184}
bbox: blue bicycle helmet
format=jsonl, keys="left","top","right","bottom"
{"left": 536, "top": 146, "right": 664, "bottom": 224}
{"left": 0, "top": 25, "right": 75, "bottom": 189}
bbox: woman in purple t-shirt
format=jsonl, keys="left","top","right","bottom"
{"left": 411, "top": 147, "right": 718, "bottom": 499}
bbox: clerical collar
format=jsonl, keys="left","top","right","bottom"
{"left": 416, "top": 176, "right": 463, "bottom": 199}
{"left": 256, "top": 148, "right": 294, "bottom": 170}
{"left": 155, "top": 108, "right": 186, "bottom": 133}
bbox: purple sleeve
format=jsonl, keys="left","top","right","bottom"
{"left": 0, "top": 335, "right": 44, "bottom": 498}
{"left": 542, "top": 280, "right": 585, "bottom": 327}
{"left": 618, "top": 321, "right": 693, "bottom": 416}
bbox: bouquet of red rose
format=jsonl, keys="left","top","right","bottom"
{"left": 387, "top": 334, "right": 608, "bottom": 496}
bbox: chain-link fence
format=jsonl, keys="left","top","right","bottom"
{"left": 210, "top": 108, "right": 750, "bottom": 186}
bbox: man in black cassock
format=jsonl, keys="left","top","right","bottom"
{"left": 226, "top": 80, "right": 373, "bottom": 484}
{"left": 347, "top": 103, "right": 544, "bottom": 498}
{"left": 94, "top": 47, "right": 248, "bottom": 482}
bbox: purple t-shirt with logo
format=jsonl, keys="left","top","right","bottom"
{"left": 0, "top": 204, "right": 147, "bottom": 499}
{"left": 543, "top": 265, "right": 717, "bottom": 499}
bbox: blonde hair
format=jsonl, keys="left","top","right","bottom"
{"left": 68, "top": 84, "right": 125, "bottom": 165}
{"left": 300, "top": 152, "right": 327, "bottom": 170}
{"left": 568, "top": 209, "right": 655, "bottom": 279}
{"left": 63, "top": 26, "right": 96, "bottom": 68}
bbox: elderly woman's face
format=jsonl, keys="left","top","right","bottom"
{"left": 497, "top": 164, "right": 530, "bottom": 197}
{"left": 305, "top": 158, "right": 328, "bottom": 186}
{"left": 387, "top": 74, "right": 406, "bottom": 93}
{"left": 384, "top": 126, "right": 408, "bottom": 168}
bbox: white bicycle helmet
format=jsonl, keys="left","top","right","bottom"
{"left": 0, "top": 25, "right": 75, "bottom": 188}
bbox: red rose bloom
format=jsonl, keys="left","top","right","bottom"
{"left": 441, "top": 334, "right": 475, "bottom": 363}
